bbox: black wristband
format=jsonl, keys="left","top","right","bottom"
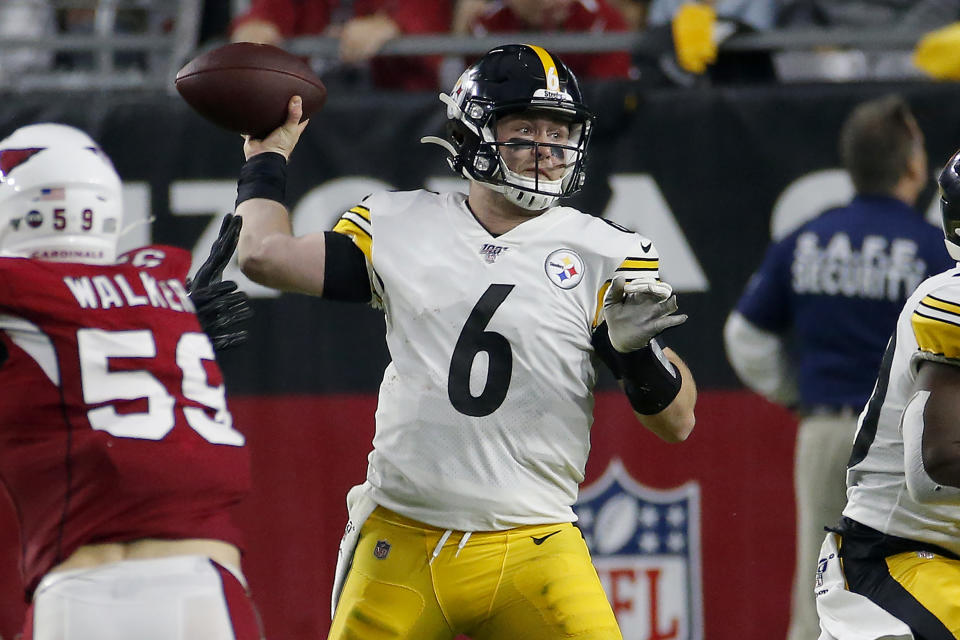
{"left": 616, "top": 339, "right": 682, "bottom": 415}
{"left": 236, "top": 152, "right": 287, "bottom": 207}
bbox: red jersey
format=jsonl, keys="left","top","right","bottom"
{"left": 231, "top": 0, "right": 452, "bottom": 90}
{"left": 0, "top": 246, "right": 250, "bottom": 595}
{"left": 472, "top": 0, "right": 632, "bottom": 79}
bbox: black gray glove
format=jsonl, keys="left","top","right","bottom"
{"left": 603, "top": 276, "right": 687, "bottom": 353}
{"left": 187, "top": 214, "right": 253, "bottom": 352}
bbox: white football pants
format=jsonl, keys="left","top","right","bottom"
{"left": 28, "top": 555, "right": 261, "bottom": 640}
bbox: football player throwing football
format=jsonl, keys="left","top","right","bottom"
{"left": 235, "top": 45, "right": 696, "bottom": 639}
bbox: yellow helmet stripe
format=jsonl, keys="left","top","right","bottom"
{"left": 526, "top": 44, "right": 560, "bottom": 91}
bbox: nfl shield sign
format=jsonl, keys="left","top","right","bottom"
{"left": 575, "top": 459, "right": 703, "bottom": 640}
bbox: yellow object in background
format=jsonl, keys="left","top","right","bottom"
{"left": 914, "top": 21, "right": 960, "bottom": 80}
{"left": 673, "top": 2, "right": 718, "bottom": 74}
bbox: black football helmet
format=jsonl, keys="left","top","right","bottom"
{"left": 422, "top": 44, "right": 595, "bottom": 210}
{"left": 937, "top": 148, "right": 960, "bottom": 261}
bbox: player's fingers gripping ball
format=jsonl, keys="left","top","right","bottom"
{"left": 243, "top": 95, "right": 309, "bottom": 161}
{"left": 604, "top": 276, "right": 688, "bottom": 353}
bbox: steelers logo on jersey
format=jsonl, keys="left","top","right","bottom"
{"left": 545, "top": 248, "right": 585, "bottom": 289}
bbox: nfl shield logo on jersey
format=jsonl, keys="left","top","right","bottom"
{"left": 373, "top": 539, "right": 391, "bottom": 560}
{"left": 575, "top": 459, "right": 703, "bottom": 640}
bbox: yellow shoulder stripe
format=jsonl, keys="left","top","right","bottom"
{"left": 920, "top": 294, "right": 960, "bottom": 318}
{"left": 617, "top": 259, "right": 658, "bottom": 271}
{"left": 912, "top": 311, "right": 960, "bottom": 359}
{"left": 332, "top": 218, "right": 372, "bottom": 262}
{"left": 593, "top": 280, "right": 612, "bottom": 329}
{"left": 348, "top": 205, "right": 371, "bottom": 222}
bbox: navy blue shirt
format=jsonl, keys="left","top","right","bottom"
{"left": 736, "top": 195, "right": 954, "bottom": 409}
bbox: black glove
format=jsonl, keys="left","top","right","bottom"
{"left": 187, "top": 214, "right": 253, "bottom": 352}
{"left": 191, "top": 214, "right": 241, "bottom": 288}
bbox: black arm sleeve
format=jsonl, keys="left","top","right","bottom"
{"left": 592, "top": 323, "right": 682, "bottom": 415}
{"left": 323, "top": 231, "right": 372, "bottom": 302}
{"left": 591, "top": 322, "right": 623, "bottom": 379}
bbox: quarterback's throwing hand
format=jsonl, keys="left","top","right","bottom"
{"left": 243, "top": 95, "right": 309, "bottom": 161}
{"left": 604, "top": 276, "right": 687, "bottom": 353}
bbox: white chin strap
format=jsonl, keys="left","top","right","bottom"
{"left": 490, "top": 165, "right": 563, "bottom": 210}
{"left": 500, "top": 185, "right": 559, "bottom": 211}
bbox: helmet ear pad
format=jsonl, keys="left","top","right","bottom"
{"left": 447, "top": 118, "right": 502, "bottom": 183}
{"left": 445, "top": 119, "right": 476, "bottom": 175}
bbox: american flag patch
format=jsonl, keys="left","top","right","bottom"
{"left": 36, "top": 187, "right": 65, "bottom": 201}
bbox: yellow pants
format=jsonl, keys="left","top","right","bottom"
{"left": 884, "top": 550, "right": 960, "bottom": 637}
{"left": 328, "top": 507, "right": 622, "bottom": 639}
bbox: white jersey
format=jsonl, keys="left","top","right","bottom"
{"left": 333, "top": 190, "right": 659, "bottom": 530}
{"left": 843, "top": 264, "right": 960, "bottom": 554}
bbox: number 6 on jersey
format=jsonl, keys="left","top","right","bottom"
{"left": 447, "top": 284, "right": 515, "bottom": 417}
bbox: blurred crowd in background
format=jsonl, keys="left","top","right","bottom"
{"left": 5, "top": 0, "right": 960, "bottom": 91}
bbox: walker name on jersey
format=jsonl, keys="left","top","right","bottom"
{"left": 791, "top": 232, "right": 926, "bottom": 301}
{"left": 575, "top": 459, "right": 703, "bottom": 640}
{"left": 62, "top": 272, "right": 194, "bottom": 312}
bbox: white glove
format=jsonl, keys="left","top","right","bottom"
{"left": 604, "top": 276, "right": 688, "bottom": 353}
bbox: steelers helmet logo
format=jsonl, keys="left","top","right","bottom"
{"left": 545, "top": 248, "right": 584, "bottom": 289}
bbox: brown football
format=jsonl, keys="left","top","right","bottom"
{"left": 175, "top": 42, "right": 327, "bottom": 139}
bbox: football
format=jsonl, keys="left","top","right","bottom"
{"left": 175, "top": 42, "right": 327, "bottom": 139}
